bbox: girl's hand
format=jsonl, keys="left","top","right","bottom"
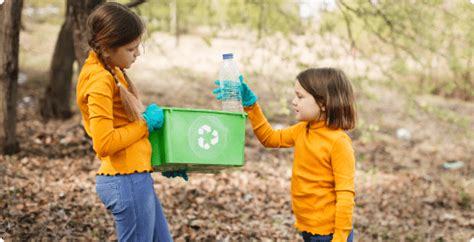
{"left": 213, "top": 75, "right": 258, "bottom": 107}
{"left": 143, "top": 103, "right": 164, "bottom": 131}
{"left": 161, "top": 169, "right": 188, "bottom": 181}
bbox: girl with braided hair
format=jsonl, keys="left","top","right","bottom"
{"left": 76, "top": 2, "right": 177, "bottom": 241}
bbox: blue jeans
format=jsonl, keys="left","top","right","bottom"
{"left": 96, "top": 173, "right": 172, "bottom": 242}
{"left": 301, "top": 230, "right": 354, "bottom": 242}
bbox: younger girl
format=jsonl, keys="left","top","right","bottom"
{"left": 214, "top": 68, "right": 357, "bottom": 242}
{"left": 76, "top": 3, "right": 173, "bottom": 241}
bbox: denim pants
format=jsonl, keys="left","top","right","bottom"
{"left": 301, "top": 230, "right": 354, "bottom": 242}
{"left": 96, "top": 173, "right": 173, "bottom": 242}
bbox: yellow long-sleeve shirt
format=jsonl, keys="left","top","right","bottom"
{"left": 76, "top": 51, "right": 152, "bottom": 175}
{"left": 245, "top": 103, "right": 355, "bottom": 242}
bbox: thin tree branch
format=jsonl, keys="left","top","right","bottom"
{"left": 126, "top": 0, "right": 146, "bottom": 8}
{"left": 338, "top": 0, "right": 424, "bottom": 66}
{"left": 336, "top": 1, "right": 356, "bottom": 51}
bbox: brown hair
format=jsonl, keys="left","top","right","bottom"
{"left": 87, "top": 2, "right": 145, "bottom": 121}
{"left": 296, "top": 68, "right": 357, "bottom": 130}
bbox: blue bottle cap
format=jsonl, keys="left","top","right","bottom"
{"left": 223, "top": 53, "right": 233, "bottom": 59}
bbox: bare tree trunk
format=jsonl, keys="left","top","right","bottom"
{"left": 0, "top": 0, "right": 23, "bottom": 154}
{"left": 0, "top": 2, "right": 5, "bottom": 147}
{"left": 71, "top": 0, "right": 105, "bottom": 68}
{"left": 126, "top": 0, "right": 146, "bottom": 8}
{"left": 170, "top": 0, "right": 180, "bottom": 46}
{"left": 257, "top": 1, "right": 265, "bottom": 40}
{"left": 39, "top": 0, "right": 75, "bottom": 121}
{"left": 39, "top": 0, "right": 104, "bottom": 121}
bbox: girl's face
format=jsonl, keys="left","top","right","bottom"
{"left": 105, "top": 37, "right": 141, "bottom": 69}
{"left": 292, "top": 80, "right": 324, "bottom": 122}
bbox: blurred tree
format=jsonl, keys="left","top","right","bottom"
{"left": 40, "top": 0, "right": 104, "bottom": 121}
{"left": 0, "top": 0, "right": 23, "bottom": 154}
{"left": 39, "top": 0, "right": 77, "bottom": 121}
{"left": 170, "top": 0, "right": 179, "bottom": 46}
{"left": 71, "top": 0, "right": 106, "bottom": 67}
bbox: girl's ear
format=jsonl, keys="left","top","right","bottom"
{"left": 102, "top": 47, "right": 112, "bottom": 58}
{"left": 319, "top": 104, "right": 326, "bottom": 113}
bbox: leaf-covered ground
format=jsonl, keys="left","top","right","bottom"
{"left": 1, "top": 72, "right": 473, "bottom": 241}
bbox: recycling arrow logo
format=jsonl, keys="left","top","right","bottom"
{"left": 197, "top": 125, "right": 219, "bottom": 150}
{"left": 188, "top": 115, "right": 228, "bottom": 159}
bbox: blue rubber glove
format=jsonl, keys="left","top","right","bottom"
{"left": 161, "top": 169, "right": 188, "bottom": 181}
{"left": 213, "top": 75, "right": 258, "bottom": 107}
{"left": 142, "top": 104, "right": 164, "bottom": 132}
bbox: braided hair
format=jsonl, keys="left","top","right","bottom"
{"left": 87, "top": 2, "right": 145, "bottom": 122}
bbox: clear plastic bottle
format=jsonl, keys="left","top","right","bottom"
{"left": 218, "top": 53, "right": 243, "bottom": 112}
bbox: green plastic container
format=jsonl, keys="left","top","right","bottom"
{"left": 149, "top": 107, "right": 247, "bottom": 173}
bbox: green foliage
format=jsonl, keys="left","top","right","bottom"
{"left": 459, "top": 190, "right": 471, "bottom": 209}
{"left": 23, "top": 0, "right": 64, "bottom": 24}
{"left": 354, "top": 119, "right": 380, "bottom": 144}
{"left": 134, "top": 0, "right": 302, "bottom": 38}
{"left": 26, "top": 0, "right": 63, "bottom": 8}
{"left": 414, "top": 99, "right": 470, "bottom": 129}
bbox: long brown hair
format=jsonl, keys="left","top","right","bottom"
{"left": 297, "top": 68, "right": 357, "bottom": 130}
{"left": 87, "top": 2, "right": 144, "bottom": 121}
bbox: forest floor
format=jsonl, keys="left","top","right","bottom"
{"left": 1, "top": 21, "right": 473, "bottom": 241}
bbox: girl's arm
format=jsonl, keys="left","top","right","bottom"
{"left": 331, "top": 135, "right": 356, "bottom": 242}
{"left": 244, "top": 102, "right": 305, "bottom": 148}
{"left": 86, "top": 73, "right": 148, "bottom": 157}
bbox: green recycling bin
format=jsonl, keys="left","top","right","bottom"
{"left": 149, "top": 107, "right": 247, "bottom": 173}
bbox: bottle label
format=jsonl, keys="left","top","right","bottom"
{"left": 220, "top": 80, "right": 242, "bottom": 101}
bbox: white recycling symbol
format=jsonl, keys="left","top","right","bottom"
{"left": 197, "top": 124, "right": 219, "bottom": 150}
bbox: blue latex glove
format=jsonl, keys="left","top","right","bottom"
{"left": 213, "top": 75, "right": 258, "bottom": 107}
{"left": 161, "top": 169, "right": 188, "bottom": 181}
{"left": 142, "top": 103, "right": 164, "bottom": 132}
